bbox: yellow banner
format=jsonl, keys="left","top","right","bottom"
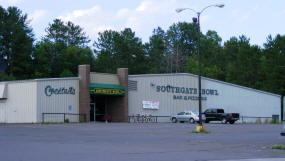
{"left": 94, "top": 89, "right": 124, "bottom": 95}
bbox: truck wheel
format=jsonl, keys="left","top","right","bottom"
{"left": 172, "top": 118, "right": 177, "bottom": 123}
{"left": 205, "top": 119, "right": 209, "bottom": 123}
{"left": 221, "top": 118, "right": 227, "bottom": 124}
{"left": 189, "top": 118, "right": 195, "bottom": 124}
{"left": 229, "top": 121, "right": 235, "bottom": 124}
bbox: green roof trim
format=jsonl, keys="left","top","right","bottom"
{"left": 90, "top": 83, "right": 125, "bottom": 96}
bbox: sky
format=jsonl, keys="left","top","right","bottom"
{"left": 1, "top": 0, "right": 285, "bottom": 47}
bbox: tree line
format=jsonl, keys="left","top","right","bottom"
{"left": 0, "top": 6, "right": 284, "bottom": 96}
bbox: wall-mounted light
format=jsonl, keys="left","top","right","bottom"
{"left": 150, "top": 83, "right": 156, "bottom": 87}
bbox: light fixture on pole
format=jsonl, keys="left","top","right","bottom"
{"left": 176, "top": 3, "right": 225, "bottom": 132}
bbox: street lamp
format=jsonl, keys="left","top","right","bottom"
{"left": 176, "top": 3, "right": 225, "bottom": 130}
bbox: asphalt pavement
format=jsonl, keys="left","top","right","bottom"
{"left": 0, "top": 123, "right": 284, "bottom": 161}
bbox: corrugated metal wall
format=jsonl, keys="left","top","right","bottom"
{"left": 90, "top": 72, "right": 119, "bottom": 84}
{"left": 0, "top": 81, "right": 37, "bottom": 123}
{"left": 128, "top": 74, "right": 199, "bottom": 117}
{"left": 36, "top": 78, "right": 79, "bottom": 123}
{"left": 204, "top": 79, "right": 280, "bottom": 118}
{"left": 128, "top": 74, "right": 281, "bottom": 122}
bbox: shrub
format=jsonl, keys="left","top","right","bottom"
{"left": 191, "top": 129, "right": 211, "bottom": 134}
{"left": 270, "top": 119, "right": 282, "bottom": 124}
{"left": 255, "top": 118, "right": 262, "bottom": 124}
{"left": 64, "top": 118, "right": 70, "bottom": 123}
{"left": 264, "top": 118, "right": 270, "bottom": 124}
{"left": 272, "top": 144, "right": 285, "bottom": 150}
{"left": 41, "top": 122, "right": 52, "bottom": 125}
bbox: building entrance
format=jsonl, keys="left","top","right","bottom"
{"left": 90, "top": 103, "right": 95, "bottom": 121}
{"left": 90, "top": 95, "right": 108, "bottom": 122}
{"left": 89, "top": 83, "right": 126, "bottom": 122}
{"left": 95, "top": 96, "right": 106, "bottom": 122}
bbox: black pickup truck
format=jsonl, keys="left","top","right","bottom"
{"left": 203, "top": 108, "right": 239, "bottom": 124}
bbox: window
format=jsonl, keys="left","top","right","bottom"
{"left": 178, "top": 112, "right": 185, "bottom": 115}
{"left": 217, "top": 109, "right": 224, "bottom": 113}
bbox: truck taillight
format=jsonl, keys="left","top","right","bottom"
{"left": 198, "top": 115, "right": 200, "bottom": 117}
{"left": 229, "top": 114, "right": 232, "bottom": 117}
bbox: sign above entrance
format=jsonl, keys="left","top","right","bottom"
{"left": 90, "top": 83, "right": 125, "bottom": 96}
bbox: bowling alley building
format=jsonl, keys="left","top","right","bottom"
{"left": 0, "top": 65, "right": 283, "bottom": 123}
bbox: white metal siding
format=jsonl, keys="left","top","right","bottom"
{"left": 128, "top": 75, "right": 200, "bottom": 117}
{"left": 128, "top": 74, "right": 281, "bottom": 122}
{"left": 204, "top": 79, "right": 280, "bottom": 118}
{"left": 0, "top": 82, "right": 37, "bottom": 123}
{"left": 36, "top": 79, "right": 79, "bottom": 123}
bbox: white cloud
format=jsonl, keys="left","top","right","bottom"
{"left": 116, "top": 8, "right": 129, "bottom": 18}
{"left": 58, "top": 5, "right": 116, "bottom": 40}
{"left": 57, "top": 0, "right": 183, "bottom": 42}
{"left": 0, "top": 0, "right": 21, "bottom": 8}
{"left": 135, "top": 1, "right": 152, "bottom": 12}
{"left": 231, "top": 5, "right": 260, "bottom": 23}
{"left": 231, "top": 9, "right": 250, "bottom": 23}
{"left": 67, "top": 6, "right": 100, "bottom": 19}
{"left": 200, "top": 15, "right": 210, "bottom": 23}
{"left": 252, "top": 5, "right": 259, "bottom": 12}
{"left": 29, "top": 10, "right": 49, "bottom": 25}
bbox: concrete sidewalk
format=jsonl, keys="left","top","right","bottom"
{"left": 212, "top": 158, "right": 285, "bottom": 161}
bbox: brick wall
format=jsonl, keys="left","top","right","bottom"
{"left": 78, "top": 65, "right": 90, "bottom": 122}
{"left": 108, "top": 68, "right": 128, "bottom": 122}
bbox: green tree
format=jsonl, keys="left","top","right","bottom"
{"left": 45, "top": 19, "right": 90, "bottom": 47}
{"left": 185, "top": 56, "right": 224, "bottom": 80}
{"left": 94, "top": 28, "right": 148, "bottom": 74}
{"left": 144, "top": 27, "right": 167, "bottom": 73}
{"left": 223, "top": 36, "right": 262, "bottom": 89}
{"left": 164, "top": 22, "right": 198, "bottom": 73}
{"left": 0, "top": 72, "right": 16, "bottom": 81}
{"left": 184, "top": 29, "right": 224, "bottom": 80}
{"left": 0, "top": 6, "right": 34, "bottom": 79}
{"left": 59, "top": 69, "right": 74, "bottom": 77}
{"left": 62, "top": 46, "right": 94, "bottom": 75}
{"left": 263, "top": 34, "right": 285, "bottom": 95}
{"left": 33, "top": 19, "right": 94, "bottom": 78}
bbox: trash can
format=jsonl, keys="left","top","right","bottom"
{"left": 272, "top": 115, "right": 279, "bottom": 123}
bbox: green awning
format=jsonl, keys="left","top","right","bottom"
{"left": 90, "top": 83, "right": 125, "bottom": 96}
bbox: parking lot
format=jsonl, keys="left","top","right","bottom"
{"left": 0, "top": 123, "right": 285, "bottom": 161}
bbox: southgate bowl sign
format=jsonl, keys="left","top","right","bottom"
{"left": 45, "top": 85, "right": 75, "bottom": 97}
{"left": 155, "top": 85, "right": 219, "bottom": 101}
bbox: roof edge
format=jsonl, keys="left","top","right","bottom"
{"left": 129, "top": 73, "right": 281, "bottom": 98}
{"left": 0, "top": 77, "right": 80, "bottom": 84}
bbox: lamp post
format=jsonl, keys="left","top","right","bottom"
{"left": 176, "top": 3, "right": 224, "bottom": 129}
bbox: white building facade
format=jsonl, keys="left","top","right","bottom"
{"left": 128, "top": 73, "right": 281, "bottom": 122}
{"left": 0, "top": 67, "right": 283, "bottom": 123}
{"left": 0, "top": 78, "right": 79, "bottom": 123}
